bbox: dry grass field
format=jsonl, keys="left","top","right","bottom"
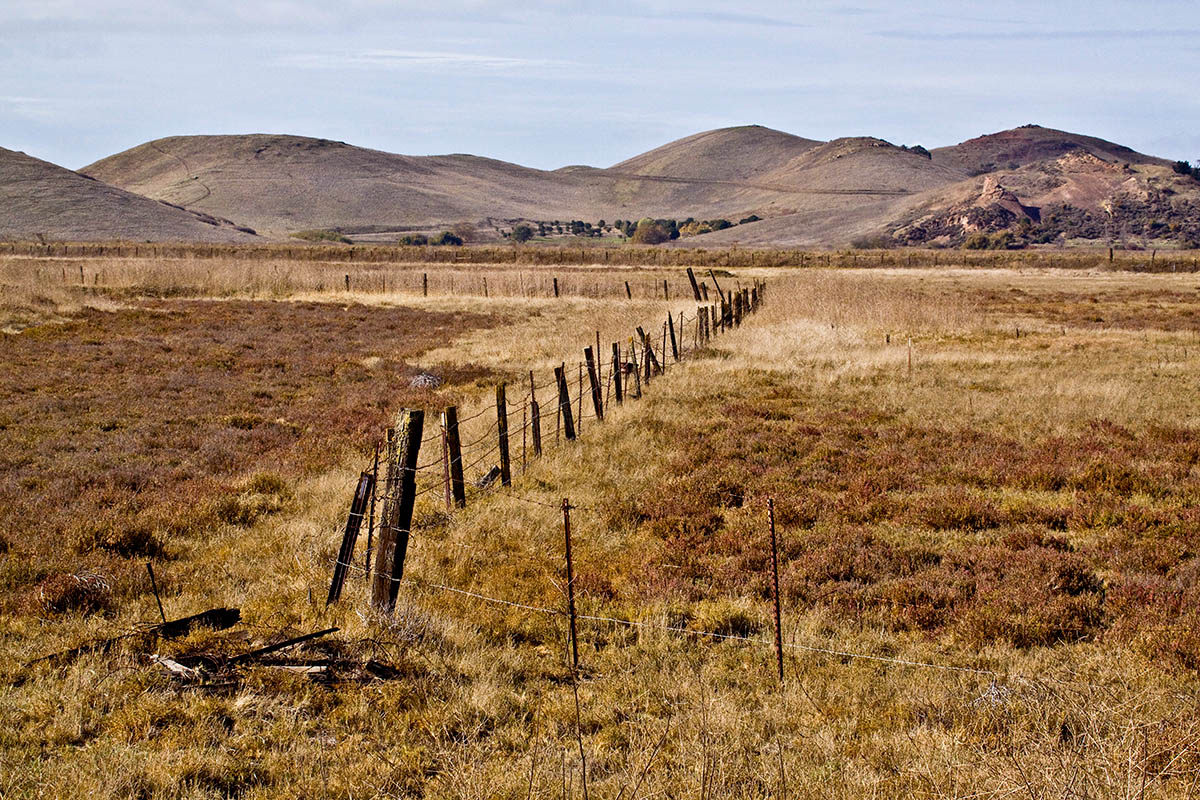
{"left": 2, "top": 253, "right": 1200, "bottom": 798}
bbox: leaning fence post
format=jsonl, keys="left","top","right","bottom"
{"left": 667, "top": 314, "right": 679, "bottom": 361}
{"left": 327, "top": 470, "right": 374, "bottom": 605}
{"left": 444, "top": 407, "right": 466, "bottom": 507}
{"left": 687, "top": 267, "right": 702, "bottom": 301}
{"left": 365, "top": 442, "right": 379, "bottom": 578}
{"left": 553, "top": 276, "right": 560, "bottom": 298}
{"left": 584, "top": 347, "right": 604, "bottom": 421}
{"left": 555, "top": 365, "right": 576, "bottom": 440}
{"left": 496, "top": 383, "right": 511, "bottom": 486}
{"left": 625, "top": 280, "right": 632, "bottom": 300}
{"left": 611, "top": 343, "right": 624, "bottom": 404}
{"left": 371, "top": 409, "right": 424, "bottom": 612}
{"left": 708, "top": 269, "right": 727, "bottom": 305}
{"left": 629, "top": 338, "right": 643, "bottom": 398}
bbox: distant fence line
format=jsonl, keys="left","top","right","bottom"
{"left": 3, "top": 240, "right": 1199, "bottom": 272}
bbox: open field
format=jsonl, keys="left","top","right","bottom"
{"left": 2, "top": 255, "right": 1200, "bottom": 798}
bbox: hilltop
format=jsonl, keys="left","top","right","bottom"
{"left": 0, "top": 146, "right": 258, "bottom": 243}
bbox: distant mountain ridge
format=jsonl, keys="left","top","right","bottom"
{"left": 4, "top": 124, "right": 1194, "bottom": 246}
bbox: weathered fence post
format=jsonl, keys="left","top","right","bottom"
{"left": 708, "top": 269, "right": 727, "bottom": 305}
{"left": 668, "top": 313, "right": 679, "bottom": 361}
{"left": 687, "top": 267, "right": 702, "bottom": 301}
{"left": 327, "top": 470, "right": 375, "bottom": 605}
{"left": 553, "top": 277, "right": 560, "bottom": 298}
{"left": 496, "top": 383, "right": 511, "bottom": 486}
{"left": 365, "top": 442, "right": 379, "bottom": 579}
{"left": 554, "top": 365, "right": 576, "bottom": 440}
{"left": 444, "top": 407, "right": 466, "bottom": 508}
{"left": 629, "top": 338, "right": 642, "bottom": 398}
{"left": 371, "top": 409, "right": 424, "bottom": 612}
{"left": 625, "top": 280, "right": 632, "bottom": 300}
{"left": 611, "top": 343, "right": 624, "bottom": 404}
{"left": 423, "top": 273, "right": 428, "bottom": 296}
{"left": 584, "top": 347, "right": 603, "bottom": 421}
{"left": 529, "top": 371, "right": 543, "bottom": 456}
{"left": 663, "top": 278, "right": 669, "bottom": 300}
{"left": 701, "top": 282, "right": 709, "bottom": 301}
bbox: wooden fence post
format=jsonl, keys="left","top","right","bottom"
{"left": 584, "top": 347, "right": 603, "bottom": 421}
{"left": 364, "top": 443, "right": 380, "bottom": 579}
{"left": 625, "top": 280, "right": 632, "bottom": 300}
{"left": 707, "top": 269, "right": 727, "bottom": 305}
{"left": 371, "top": 409, "right": 424, "bottom": 612}
{"left": 663, "top": 278, "right": 669, "bottom": 300}
{"left": 423, "top": 273, "right": 428, "bottom": 296}
{"left": 554, "top": 365, "right": 576, "bottom": 440}
{"left": 444, "top": 407, "right": 466, "bottom": 507}
{"left": 327, "top": 470, "right": 374, "bottom": 605}
{"left": 611, "top": 343, "right": 623, "bottom": 404}
{"left": 554, "top": 277, "right": 560, "bottom": 298}
{"left": 496, "top": 383, "right": 511, "bottom": 486}
{"left": 701, "top": 282, "right": 709, "bottom": 301}
{"left": 441, "top": 415, "right": 452, "bottom": 509}
{"left": 529, "top": 371, "right": 542, "bottom": 456}
{"left": 668, "top": 313, "right": 679, "bottom": 361}
{"left": 687, "top": 267, "right": 702, "bottom": 301}
{"left": 629, "top": 338, "right": 642, "bottom": 398}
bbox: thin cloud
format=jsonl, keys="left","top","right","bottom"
{"left": 876, "top": 27, "right": 1200, "bottom": 41}
{"left": 280, "top": 49, "right": 568, "bottom": 71}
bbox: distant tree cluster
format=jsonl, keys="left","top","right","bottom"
{"left": 496, "top": 211, "right": 765, "bottom": 245}
{"left": 900, "top": 144, "right": 932, "bottom": 159}
{"left": 397, "top": 231, "right": 463, "bottom": 246}
{"left": 1173, "top": 160, "right": 1200, "bottom": 180}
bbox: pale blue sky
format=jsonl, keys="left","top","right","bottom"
{"left": 2, "top": 0, "right": 1197, "bottom": 170}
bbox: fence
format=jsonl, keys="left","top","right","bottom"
{"left": 324, "top": 275, "right": 769, "bottom": 612}
{"left": 3, "top": 239, "right": 1198, "bottom": 273}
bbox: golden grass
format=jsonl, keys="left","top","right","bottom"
{"left": 4, "top": 256, "right": 1200, "bottom": 798}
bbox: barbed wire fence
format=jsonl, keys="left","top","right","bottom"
{"left": 320, "top": 277, "right": 1073, "bottom": 690}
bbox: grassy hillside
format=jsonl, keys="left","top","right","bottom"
{"left": 0, "top": 147, "right": 259, "bottom": 243}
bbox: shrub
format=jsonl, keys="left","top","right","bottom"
{"left": 33, "top": 571, "right": 114, "bottom": 616}
{"left": 431, "top": 231, "right": 464, "bottom": 246}
{"left": 71, "top": 518, "right": 163, "bottom": 558}
{"left": 398, "top": 234, "right": 428, "bottom": 246}
{"left": 738, "top": 215, "right": 761, "bottom": 225}
{"left": 511, "top": 224, "right": 534, "bottom": 243}
{"left": 689, "top": 598, "right": 762, "bottom": 638}
{"left": 631, "top": 220, "right": 669, "bottom": 245}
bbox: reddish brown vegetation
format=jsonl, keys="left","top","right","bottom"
{"left": 0, "top": 300, "right": 495, "bottom": 612}
{"left": 615, "top": 380, "right": 1200, "bottom": 664}
{"left": 979, "top": 286, "right": 1200, "bottom": 330}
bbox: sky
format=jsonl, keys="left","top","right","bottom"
{"left": 2, "top": 0, "right": 1198, "bottom": 171}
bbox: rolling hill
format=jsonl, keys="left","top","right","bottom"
{"left": 5, "top": 123, "right": 1194, "bottom": 247}
{"left": 0, "top": 146, "right": 259, "bottom": 243}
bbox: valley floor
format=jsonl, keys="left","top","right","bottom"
{"left": 2, "top": 255, "right": 1199, "bottom": 798}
